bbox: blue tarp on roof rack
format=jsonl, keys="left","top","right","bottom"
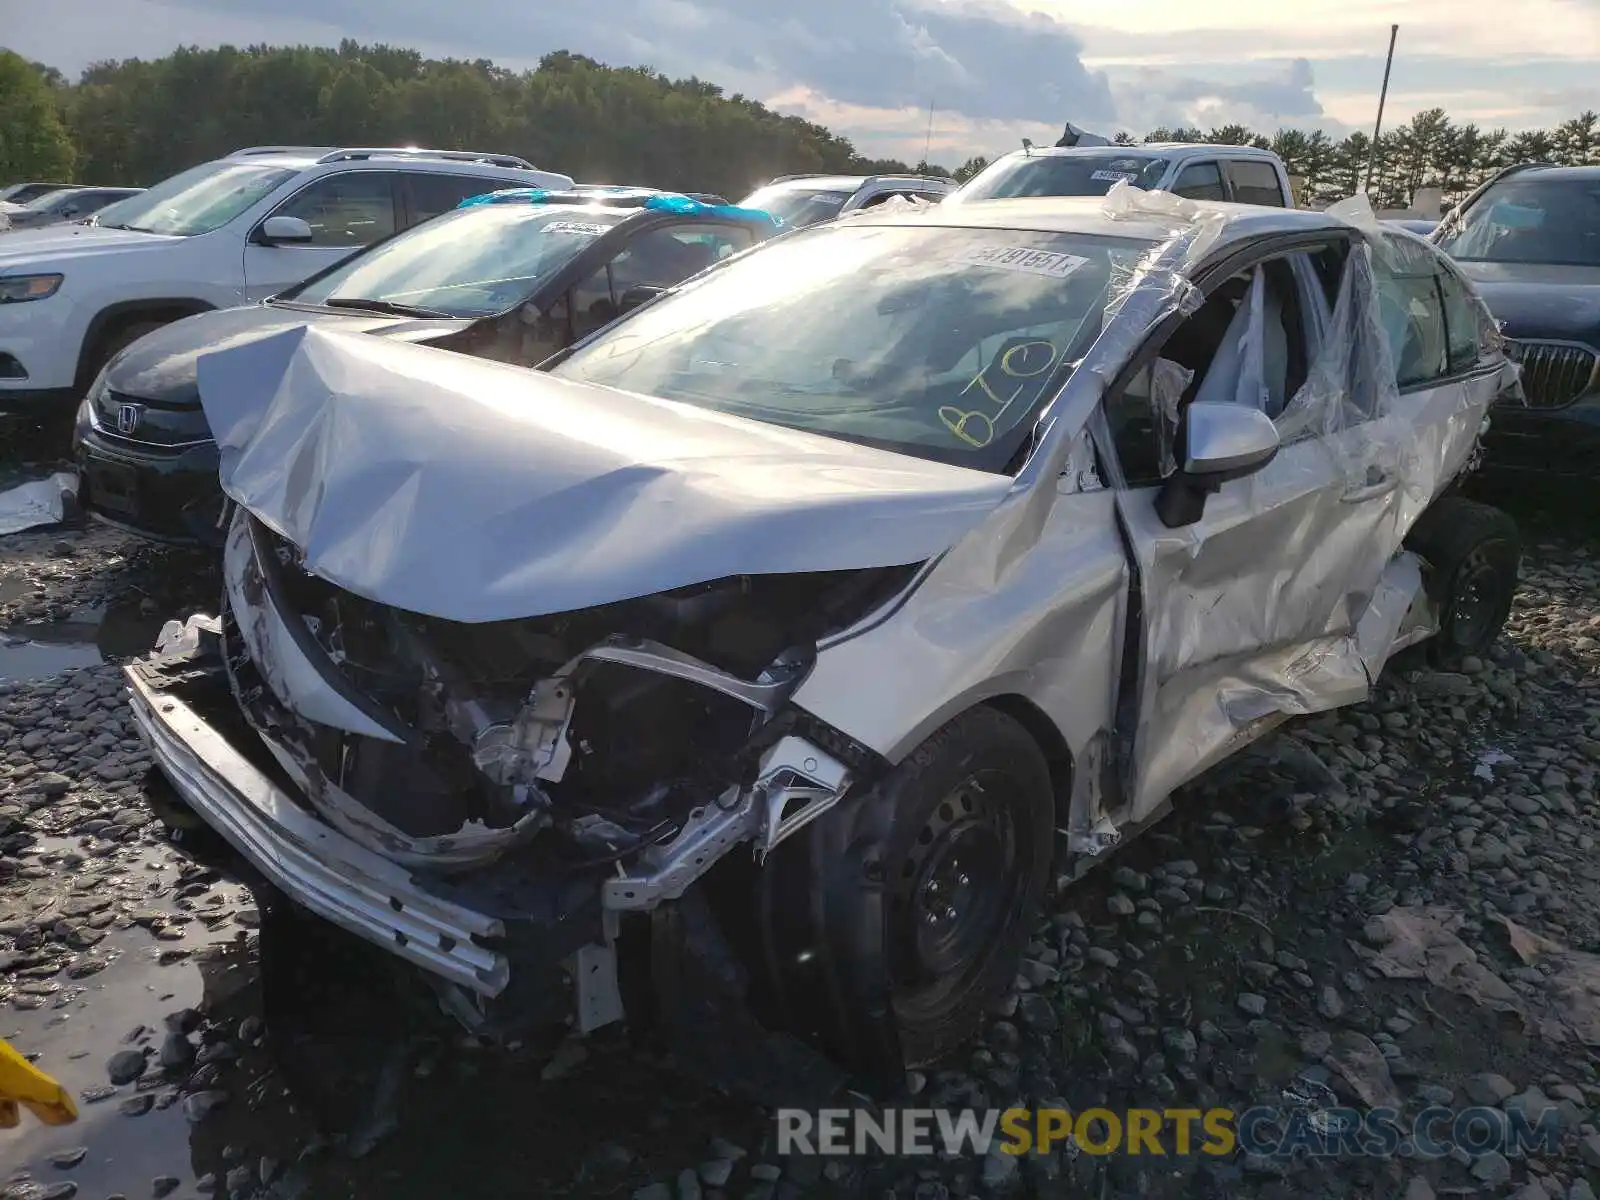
{"left": 457, "top": 187, "right": 779, "bottom": 227}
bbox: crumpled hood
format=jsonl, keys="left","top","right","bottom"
{"left": 0, "top": 223, "right": 182, "bottom": 269}
{"left": 196, "top": 324, "right": 1011, "bottom": 623}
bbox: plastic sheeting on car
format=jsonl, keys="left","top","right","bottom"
{"left": 0, "top": 472, "right": 77, "bottom": 536}
{"left": 1086, "top": 183, "right": 1502, "bottom": 821}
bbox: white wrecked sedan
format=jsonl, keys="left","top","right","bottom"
{"left": 126, "top": 188, "right": 1521, "bottom": 1094}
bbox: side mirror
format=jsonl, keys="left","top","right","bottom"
{"left": 618, "top": 284, "right": 665, "bottom": 314}
{"left": 256, "top": 215, "right": 314, "bottom": 246}
{"left": 1155, "top": 401, "right": 1280, "bottom": 528}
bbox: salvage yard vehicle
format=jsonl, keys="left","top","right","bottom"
{"left": 948, "top": 142, "right": 1295, "bottom": 208}
{"left": 0, "top": 146, "right": 573, "bottom": 420}
{"left": 127, "top": 187, "right": 1521, "bottom": 1097}
{"left": 1430, "top": 163, "right": 1600, "bottom": 485}
{"left": 73, "top": 188, "right": 778, "bottom": 544}
{"left": 0, "top": 186, "right": 145, "bottom": 232}
{"left": 738, "top": 173, "right": 955, "bottom": 228}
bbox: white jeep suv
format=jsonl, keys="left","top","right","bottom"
{"left": 0, "top": 146, "right": 573, "bottom": 418}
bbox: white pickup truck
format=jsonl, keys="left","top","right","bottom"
{"left": 947, "top": 143, "right": 1296, "bottom": 208}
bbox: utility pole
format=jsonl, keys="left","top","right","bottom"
{"left": 1365, "top": 23, "right": 1399, "bottom": 194}
{"left": 923, "top": 100, "right": 936, "bottom": 166}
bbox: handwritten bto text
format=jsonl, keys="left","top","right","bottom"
{"left": 939, "top": 338, "right": 1058, "bottom": 448}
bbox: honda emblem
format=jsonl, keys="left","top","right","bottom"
{"left": 116, "top": 403, "right": 142, "bottom": 435}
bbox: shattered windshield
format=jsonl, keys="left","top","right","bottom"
{"left": 551, "top": 223, "right": 1154, "bottom": 472}
{"left": 955, "top": 154, "right": 1169, "bottom": 202}
{"left": 91, "top": 161, "right": 296, "bottom": 236}
{"left": 1437, "top": 176, "right": 1600, "bottom": 267}
{"left": 284, "top": 205, "right": 631, "bottom": 317}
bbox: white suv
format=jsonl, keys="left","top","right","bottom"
{"left": 0, "top": 146, "right": 573, "bottom": 418}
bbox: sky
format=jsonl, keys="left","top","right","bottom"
{"left": 6, "top": 0, "right": 1598, "bottom": 162}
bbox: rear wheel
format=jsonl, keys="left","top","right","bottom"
{"left": 756, "top": 707, "right": 1055, "bottom": 1075}
{"left": 1406, "top": 495, "right": 1520, "bottom": 667}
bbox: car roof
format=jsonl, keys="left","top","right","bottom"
{"left": 216, "top": 146, "right": 549, "bottom": 174}
{"left": 834, "top": 193, "right": 1345, "bottom": 244}
{"left": 1496, "top": 164, "right": 1600, "bottom": 183}
{"left": 999, "top": 143, "right": 1278, "bottom": 163}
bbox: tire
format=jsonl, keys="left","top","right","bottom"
{"left": 1405, "top": 495, "right": 1520, "bottom": 668}
{"left": 756, "top": 706, "right": 1056, "bottom": 1075}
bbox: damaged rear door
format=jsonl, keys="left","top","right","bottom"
{"left": 1100, "top": 231, "right": 1416, "bottom": 818}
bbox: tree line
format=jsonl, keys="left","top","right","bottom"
{"left": 2, "top": 42, "right": 1596, "bottom": 210}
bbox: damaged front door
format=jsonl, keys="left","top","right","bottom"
{"left": 1102, "top": 233, "right": 1411, "bottom": 817}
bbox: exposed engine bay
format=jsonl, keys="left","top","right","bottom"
{"left": 223, "top": 508, "right": 906, "bottom": 894}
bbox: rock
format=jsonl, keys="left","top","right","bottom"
{"left": 748, "top": 1164, "right": 781, "bottom": 1183}
{"left": 676, "top": 1168, "right": 703, "bottom": 1200}
{"left": 1570, "top": 1180, "right": 1598, "bottom": 1200}
{"left": 1017, "top": 994, "right": 1059, "bottom": 1033}
{"left": 699, "top": 1160, "right": 734, "bottom": 1188}
{"left": 1316, "top": 986, "right": 1345, "bottom": 1019}
{"left": 224, "top": 1167, "right": 254, "bottom": 1197}
{"left": 105, "top": 1049, "right": 146, "bottom": 1086}
{"left": 181, "top": 1089, "right": 228, "bottom": 1124}
{"left": 1403, "top": 1178, "right": 1436, "bottom": 1200}
{"left": 980, "top": 1147, "right": 1019, "bottom": 1192}
{"left": 1108, "top": 894, "right": 1136, "bottom": 918}
{"left": 32, "top": 773, "right": 71, "bottom": 798}
{"left": 1464, "top": 1073, "right": 1518, "bottom": 1106}
{"left": 151, "top": 1178, "right": 180, "bottom": 1199}
{"left": 1512, "top": 1181, "right": 1551, "bottom": 1200}
{"left": 631, "top": 1186, "right": 672, "bottom": 1200}
{"left": 1236, "top": 993, "right": 1267, "bottom": 1017}
{"left": 118, "top": 1095, "right": 154, "bottom": 1117}
{"left": 47, "top": 1149, "right": 86, "bottom": 1170}
{"left": 157, "top": 1032, "right": 193, "bottom": 1071}
{"left": 1470, "top": 1150, "right": 1511, "bottom": 1187}
{"left": 1579, "top": 1132, "right": 1600, "bottom": 1169}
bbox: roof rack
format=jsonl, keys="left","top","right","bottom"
{"left": 861, "top": 173, "right": 951, "bottom": 187}
{"left": 314, "top": 147, "right": 537, "bottom": 170}
{"left": 766, "top": 173, "right": 838, "bottom": 185}
{"left": 228, "top": 146, "right": 336, "bottom": 158}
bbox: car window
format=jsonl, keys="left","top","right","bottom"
{"left": 954, "top": 154, "right": 1170, "bottom": 201}
{"left": 272, "top": 172, "right": 399, "bottom": 248}
{"left": 92, "top": 161, "right": 296, "bottom": 236}
{"left": 739, "top": 184, "right": 850, "bottom": 229}
{"left": 1436, "top": 175, "right": 1600, "bottom": 267}
{"left": 555, "top": 223, "right": 1156, "bottom": 473}
{"left": 1370, "top": 233, "right": 1449, "bottom": 387}
{"left": 406, "top": 173, "right": 506, "bottom": 225}
{"left": 1171, "top": 162, "right": 1226, "bottom": 202}
{"left": 1106, "top": 253, "right": 1315, "bottom": 484}
{"left": 570, "top": 224, "right": 755, "bottom": 339}
{"left": 1224, "top": 160, "right": 1285, "bottom": 207}
{"left": 286, "top": 204, "right": 631, "bottom": 317}
{"left": 1435, "top": 266, "right": 1493, "bottom": 375}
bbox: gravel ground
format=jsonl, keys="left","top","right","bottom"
{"left": 4, "top": 469, "right": 1600, "bottom": 1200}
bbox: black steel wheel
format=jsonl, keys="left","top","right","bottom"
{"left": 1405, "top": 495, "right": 1520, "bottom": 667}
{"left": 753, "top": 706, "right": 1055, "bottom": 1079}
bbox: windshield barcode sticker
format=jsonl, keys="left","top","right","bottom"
{"left": 958, "top": 245, "right": 1090, "bottom": 279}
{"left": 1091, "top": 169, "right": 1139, "bottom": 183}
{"left": 544, "top": 220, "right": 611, "bottom": 237}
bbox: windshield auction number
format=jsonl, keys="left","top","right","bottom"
{"left": 939, "top": 339, "right": 1058, "bottom": 448}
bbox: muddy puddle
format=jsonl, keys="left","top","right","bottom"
{"left": 0, "top": 599, "right": 166, "bottom": 684}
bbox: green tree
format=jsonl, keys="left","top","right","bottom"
{"left": 0, "top": 50, "right": 75, "bottom": 181}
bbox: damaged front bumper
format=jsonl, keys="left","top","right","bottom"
{"left": 126, "top": 657, "right": 513, "bottom": 997}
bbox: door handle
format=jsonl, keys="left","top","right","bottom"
{"left": 1341, "top": 474, "right": 1399, "bottom": 503}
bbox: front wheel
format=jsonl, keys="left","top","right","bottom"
{"left": 756, "top": 706, "right": 1056, "bottom": 1075}
{"left": 1406, "top": 495, "right": 1521, "bottom": 667}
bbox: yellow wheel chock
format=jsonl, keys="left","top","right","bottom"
{"left": 0, "top": 1038, "right": 78, "bottom": 1128}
